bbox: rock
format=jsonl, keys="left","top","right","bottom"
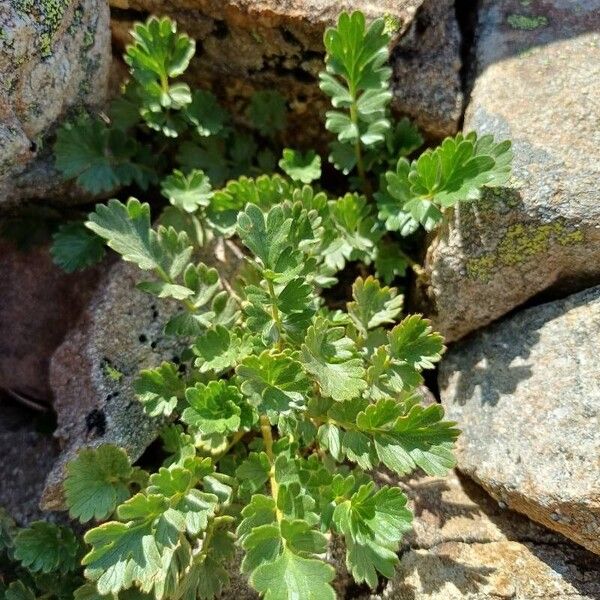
{"left": 0, "top": 239, "right": 105, "bottom": 401}
{"left": 439, "top": 286, "right": 600, "bottom": 555}
{"left": 424, "top": 0, "right": 600, "bottom": 341}
{"left": 372, "top": 471, "right": 600, "bottom": 600}
{"left": 0, "top": 0, "right": 111, "bottom": 208}
{"left": 109, "top": 0, "right": 462, "bottom": 141}
{"left": 0, "top": 400, "right": 59, "bottom": 525}
{"left": 41, "top": 241, "right": 242, "bottom": 510}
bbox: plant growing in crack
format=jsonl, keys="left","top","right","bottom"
{"left": 2, "top": 9, "right": 514, "bottom": 600}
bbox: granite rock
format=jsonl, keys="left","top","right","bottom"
{"left": 439, "top": 286, "right": 600, "bottom": 555}
{"left": 424, "top": 0, "right": 600, "bottom": 341}
{"left": 0, "top": 0, "right": 111, "bottom": 208}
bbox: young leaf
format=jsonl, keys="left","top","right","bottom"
{"left": 182, "top": 381, "right": 245, "bottom": 434}
{"left": 51, "top": 222, "right": 106, "bottom": 272}
{"left": 388, "top": 315, "right": 444, "bottom": 370}
{"left": 134, "top": 361, "right": 185, "bottom": 417}
{"left": 237, "top": 351, "right": 310, "bottom": 414}
{"left": 161, "top": 169, "right": 213, "bottom": 213}
{"left": 184, "top": 90, "right": 228, "bottom": 137}
{"left": 192, "top": 326, "right": 254, "bottom": 374}
{"left": 301, "top": 317, "right": 366, "bottom": 402}
{"left": 13, "top": 522, "right": 80, "bottom": 574}
{"left": 347, "top": 276, "right": 403, "bottom": 335}
{"left": 278, "top": 149, "right": 321, "bottom": 184}
{"left": 382, "top": 133, "right": 513, "bottom": 232}
{"left": 64, "top": 444, "right": 139, "bottom": 523}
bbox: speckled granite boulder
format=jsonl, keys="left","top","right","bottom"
{"left": 109, "top": 0, "right": 462, "bottom": 141}
{"left": 424, "top": 0, "right": 600, "bottom": 341}
{"left": 41, "top": 242, "right": 241, "bottom": 510}
{"left": 439, "top": 286, "right": 600, "bottom": 555}
{"left": 0, "top": 0, "right": 110, "bottom": 208}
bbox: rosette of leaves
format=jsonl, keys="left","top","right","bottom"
{"left": 69, "top": 197, "right": 459, "bottom": 599}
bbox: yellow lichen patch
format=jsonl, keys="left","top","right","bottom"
{"left": 466, "top": 221, "right": 584, "bottom": 281}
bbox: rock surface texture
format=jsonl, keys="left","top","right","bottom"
{"left": 440, "top": 286, "right": 600, "bottom": 556}
{"left": 424, "top": 0, "right": 600, "bottom": 341}
{"left": 0, "top": 0, "right": 111, "bottom": 208}
{"left": 0, "top": 239, "right": 106, "bottom": 400}
{"left": 109, "top": 0, "right": 462, "bottom": 141}
{"left": 378, "top": 471, "right": 600, "bottom": 600}
{"left": 42, "top": 242, "right": 241, "bottom": 510}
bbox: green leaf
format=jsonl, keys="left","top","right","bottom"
{"left": 182, "top": 381, "right": 245, "bottom": 435}
{"left": 55, "top": 118, "right": 153, "bottom": 194}
{"left": 184, "top": 90, "right": 228, "bottom": 137}
{"left": 278, "top": 149, "right": 321, "bottom": 184}
{"left": 388, "top": 315, "right": 444, "bottom": 370}
{"left": 50, "top": 221, "right": 105, "bottom": 273}
{"left": 374, "top": 239, "right": 409, "bottom": 284}
{"left": 251, "top": 548, "right": 335, "bottom": 600}
{"left": 236, "top": 452, "right": 271, "bottom": 496}
{"left": 64, "top": 444, "right": 138, "bottom": 523}
{"left": 333, "top": 484, "right": 412, "bottom": 588}
{"left": 237, "top": 203, "right": 292, "bottom": 272}
{"left": 5, "top": 581, "right": 37, "bottom": 600}
{"left": 161, "top": 169, "right": 213, "bottom": 213}
{"left": 301, "top": 317, "right": 366, "bottom": 402}
{"left": 320, "top": 11, "right": 392, "bottom": 168}
{"left": 134, "top": 362, "right": 185, "bottom": 417}
{"left": 347, "top": 276, "right": 403, "bottom": 335}
{"left": 86, "top": 199, "right": 193, "bottom": 277}
{"left": 382, "top": 133, "right": 513, "bottom": 232}
{"left": 357, "top": 399, "right": 459, "bottom": 476}
{"left": 14, "top": 522, "right": 80, "bottom": 574}
{"left": 192, "top": 325, "right": 254, "bottom": 374}
{"left": 237, "top": 351, "right": 310, "bottom": 414}
{"left": 247, "top": 90, "right": 287, "bottom": 136}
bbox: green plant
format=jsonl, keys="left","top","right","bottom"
{"left": 65, "top": 196, "right": 456, "bottom": 599}
{"left": 1, "top": 8, "right": 516, "bottom": 600}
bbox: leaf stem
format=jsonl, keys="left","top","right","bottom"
{"left": 349, "top": 95, "right": 372, "bottom": 200}
{"left": 260, "top": 414, "right": 282, "bottom": 522}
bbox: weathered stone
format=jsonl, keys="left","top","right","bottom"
{"left": 109, "top": 0, "right": 462, "bottom": 141}
{"left": 0, "top": 0, "right": 111, "bottom": 208}
{"left": 424, "top": 0, "right": 600, "bottom": 341}
{"left": 41, "top": 241, "right": 242, "bottom": 510}
{"left": 0, "top": 400, "right": 59, "bottom": 525}
{"left": 0, "top": 239, "right": 106, "bottom": 400}
{"left": 363, "top": 471, "right": 600, "bottom": 600}
{"left": 439, "top": 286, "right": 600, "bottom": 555}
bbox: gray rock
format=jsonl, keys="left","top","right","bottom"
{"left": 424, "top": 0, "right": 600, "bottom": 341}
{"left": 352, "top": 471, "right": 600, "bottom": 599}
{"left": 41, "top": 241, "right": 242, "bottom": 510}
{"left": 109, "top": 0, "right": 462, "bottom": 141}
{"left": 439, "top": 286, "right": 600, "bottom": 555}
{"left": 0, "top": 0, "right": 111, "bottom": 208}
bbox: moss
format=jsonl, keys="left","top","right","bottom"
{"left": 507, "top": 14, "right": 548, "bottom": 30}
{"left": 383, "top": 14, "right": 402, "bottom": 36}
{"left": 466, "top": 221, "right": 584, "bottom": 282}
{"left": 103, "top": 363, "right": 124, "bottom": 382}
